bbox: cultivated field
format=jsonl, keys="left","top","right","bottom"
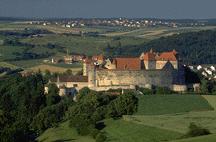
{"left": 30, "top": 64, "right": 82, "bottom": 74}
{"left": 103, "top": 26, "right": 216, "bottom": 40}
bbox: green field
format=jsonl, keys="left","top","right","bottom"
{"left": 37, "top": 121, "right": 95, "bottom": 142}
{"left": 136, "top": 95, "right": 213, "bottom": 115}
{"left": 0, "top": 45, "right": 27, "bottom": 61}
{"left": 124, "top": 110, "right": 216, "bottom": 133}
{"left": 103, "top": 119, "right": 182, "bottom": 142}
{"left": 20, "top": 34, "right": 145, "bottom": 56}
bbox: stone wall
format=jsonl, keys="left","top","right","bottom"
{"left": 88, "top": 67, "right": 185, "bottom": 91}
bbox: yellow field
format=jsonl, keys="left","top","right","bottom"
{"left": 30, "top": 64, "right": 82, "bottom": 73}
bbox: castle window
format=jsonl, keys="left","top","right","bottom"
{"left": 73, "top": 84, "right": 78, "bottom": 87}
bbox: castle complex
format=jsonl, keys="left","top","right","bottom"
{"left": 46, "top": 50, "right": 197, "bottom": 96}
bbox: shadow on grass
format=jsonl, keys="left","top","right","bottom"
{"left": 52, "top": 139, "right": 76, "bottom": 142}
{"left": 96, "top": 121, "right": 106, "bottom": 130}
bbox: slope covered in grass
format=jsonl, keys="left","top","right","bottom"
{"left": 202, "top": 95, "right": 216, "bottom": 109}
{"left": 37, "top": 121, "right": 95, "bottom": 142}
{"left": 171, "top": 134, "right": 216, "bottom": 142}
{"left": 124, "top": 110, "right": 216, "bottom": 133}
{"left": 136, "top": 95, "right": 213, "bottom": 115}
{"left": 103, "top": 119, "right": 182, "bottom": 142}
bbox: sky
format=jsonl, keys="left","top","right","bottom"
{"left": 0, "top": 0, "right": 216, "bottom": 19}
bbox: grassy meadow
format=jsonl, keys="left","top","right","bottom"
{"left": 37, "top": 95, "right": 216, "bottom": 142}
{"left": 172, "top": 134, "right": 216, "bottom": 142}
{"left": 37, "top": 121, "right": 95, "bottom": 142}
{"left": 103, "top": 119, "right": 182, "bottom": 142}
{"left": 136, "top": 95, "right": 213, "bottom": 115}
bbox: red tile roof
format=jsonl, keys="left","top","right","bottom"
{"left": 92, "top": 54, "right": 105, "bottom": 61}
{"left": 142, "top": 49, "right": 177, "bottom": 61}
{"left": 156, "top": 50, "right": 177, "bottom": 61}
{"left": 143, "top": 52, "right": 156, "bottom": 61}
{"left": 114, "top": 58, "right": 141, "bottom": 70}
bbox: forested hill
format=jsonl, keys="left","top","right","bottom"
{"left": 109, "top": 30, "right": 216, "bottom": 65}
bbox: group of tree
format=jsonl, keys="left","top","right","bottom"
{"left": 0, "top": 74, "right": 138, "bottom": 142}
{"left": 105, "top": 30, "right": 216, "bottom": 65}
{"left": 67, "top": 87, "right": 138, "bottom": 142}
{"left": 0, "top": 73, "right": 69, "bottom": 142}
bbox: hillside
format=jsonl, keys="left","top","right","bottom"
{"left": 103, "top": 119, "right": 182, "bottom": 142}
{"left": 110, "top": 30, "right": 216, "bottom": 64}
{"left": 171, "top": 134, "right": 216, "bottom": 142}
{"left": 37, "top": 121, "right": 95, "bottom": 142}
{"left": 37, "top": 95, "right": 216, "bottom": 142}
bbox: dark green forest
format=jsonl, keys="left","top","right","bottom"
{"left": 106, "top": 30, "right": 216, "bottom": 65}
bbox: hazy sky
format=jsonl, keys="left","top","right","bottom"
{"left": 0, "top": 0, "right": 216, "bottom": 19}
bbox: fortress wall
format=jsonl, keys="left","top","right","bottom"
{"left": 93, "top": 69, "right": 176, "bottom": 89}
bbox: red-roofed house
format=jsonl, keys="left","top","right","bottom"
{"left": 156, "top": 50, "right": 178, "bottom": 69}
{"left": 140, "top": 49, "right": 178, "bottom": 70}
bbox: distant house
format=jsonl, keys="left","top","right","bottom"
{"left": 64, "top": 54, "right": 85, "bottom": 64}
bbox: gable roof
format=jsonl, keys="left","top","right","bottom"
{"left": 156, "top": 50, "right": 177, "bottom": 61}
{"left": 114, "top": 57, "right": 141, "bottom": 70}
{"left": 143, "top": 52, "right": 156, "bottom": 61}
{"left": 92, "top": 54, "right": 105, "bottom": 61}
{"left": 141, "top": 49, "right": 177, "bottom": 61}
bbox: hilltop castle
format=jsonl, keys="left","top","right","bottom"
{"left": 46, "top": 50, "right": 195, "bottom": 96}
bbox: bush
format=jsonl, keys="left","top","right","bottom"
{"left": 138, "top": 87, "right": 153, "bottom": 95}
{"left": 155, "top": 86, "right": 173, "bottom": 94}
{"left": 184, "top": 123, "right": 211, "bottom": 138}
{"left": 106, "top": 93, "right": 138, "bottom": 117}
{"left": 96, "top": 132, "right": 107, "bottom": 142}
{"left": 78, "top": 87, "right": 91, "bottom": 99}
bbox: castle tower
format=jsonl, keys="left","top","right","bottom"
{"left": 88, "top": 65, "right": 97, "bottom": 89}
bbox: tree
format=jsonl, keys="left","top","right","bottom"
{"left": 64, "top": 69, "right": 73, "bottom": 75}
{"left": 200, "top": 79, "right": 210, "bottom": 94}
{"left": 46, "top": 83, "right": 61, "bottom": 106}
{"left": 79, "top": 87, "right": 91, "bottom": 97}
{"left": 107, "top": 93, "right": 138, "bottom": 117}
{"left": 31, "top": 102, "right": 68, "bottom": 133}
